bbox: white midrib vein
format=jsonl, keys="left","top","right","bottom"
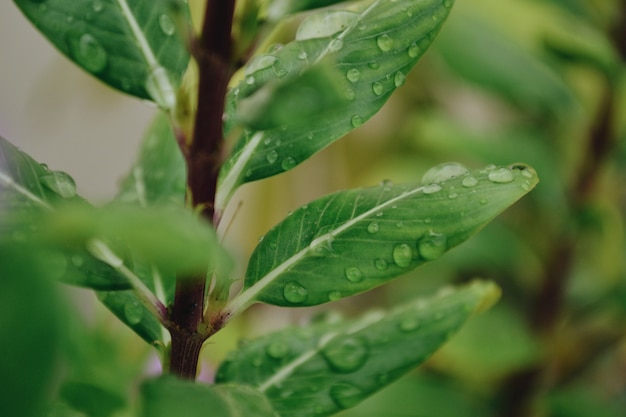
{"left": 257, "top": 309, "right": 383, "bottom": 392}
{"left": 116, "top": 0, "right": 175, "bottom": 109}
{"left": 226, "top": 184, "right": 425, "bottom": 316}
{"left": 215, "top": 1, "right": 382, "bottom": 213}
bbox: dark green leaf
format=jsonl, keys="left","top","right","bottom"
{"left": 0, "top": 244, "right": 64, "bottom": 417}
{"left": 116, "top": 113, "right": 186, "bottom": 206}
{"left": 228, "top": 164, "right": 537, "bottom": 309}
{"left": 217, "top": 0, "right": 455, "bottom": 211}
{"left": 140, "top": 377, "right": 278, "bottom": 417}
{"left": 14, "top": 0, "right": 190, "bottom": 106}
{"left": 0, "top": 135, "right": 130, "bottom": 290}
{"left": 217, "top": 281, "right": 499, "bottom": 417}
{"left": 59, "top": 382, "right": 126, "bottom": 417}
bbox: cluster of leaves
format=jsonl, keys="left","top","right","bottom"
{"left": 6, "top": 0, "right": 606, "bottom": 417}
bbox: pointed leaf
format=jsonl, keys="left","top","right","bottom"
{"left": 14, "top": 0, "right": 190, "bottom": 107}
{"left": 217, "top": 0, "right": 455, "bottom": 211}
{"left": 217, "top": 281, "right": 499, "bottom": 417}
{"left": 228, "top": 164, "right": 537, "bottom": 310}
{"left": 140, "top": 377, "right": 278, "bottom": 417}
{"left": 0, "top": 136, "right": 130, "bottom": 290}
{"left": 116, "top": 113, "right": 186, "bottom": 206}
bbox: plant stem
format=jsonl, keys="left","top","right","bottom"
{"left": 169, "top": 0, "right": 236, "bottom": 380}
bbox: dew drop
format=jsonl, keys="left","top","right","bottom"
{"left": 281, "top": 157, "right": 296, "bottom": 171}
{"left": 422, "top": 184, "right": 442, "bottom": 195}
{"left": 367, "top": 222, "right": 379, "bottom": 234}
{"left": 283, "top": 282, "right": 308, "bottom": 304}
{"left": 266, "top": 341, "right": 289, "bottom": 359}
{"left": 480, "top": 198, "right": 488, "bottom": 205}
{"left": 346, "top": 68, "right": 361, "bottom": 83}
{"left": 374, "top": 258, "right": 388, "bottom": 271}
{"left": 399, "top": 316, "right": 420, "bottom": 332}
{"left": 408, "top": 42, "right": 420, "bottom": 58}
{"left": 73, "top": 33, "right": 107, "bottom": 73}
{"left": 40, "top": 171, "right": 77, "bottom": 198}
{"left": 394, "top": 71, "right": 406, "bottom": 87}
{"left": 330, "top": 382, "right": 365, "bottom": 409}
{"left": 488, "top": 168, "right": 514, "bottom": 183}
{"left": 329, "top": 38, "right": 344, "bottom": 51}
{"left": 392, "top": 244, "right": 413, "bottom": 267}
{"left": 421, "top": 162, "right": 469, "bottom": 184}
{"left": 462, "top": 176, "right": 478, "bottom": 188}
{"left": 266, "top": 150, "right": 278, "bottom": 164}
{"left": 376, "top": 34, "right": 393, "bottom": 52}
{"left": 418, "top": 233, "right": 448, "bottom": 261}
{"left": 444, "top": 0, "right": 453, "bottom": 7}
{"left": 328, "top": 291, "right": 342, "bottom": 301}
{"left": 344, "top": 88, "right": 356, "bottom": 101}
{"left": 372, "top": 82, "right": 384, "bottom": 96}
{"left": 298, "top": 51, "right": 308, "bottom": 60}
{"left": 92, "top": 0, "right": 104, "bottom": 12}
{"left": 368, "top": 61, "right": 380, "bottom": 70}
{"left": 448, "top": 192, "right": 458, "bottom": 199}
{"left": 245, "top": 75, "right": 255, "bottom": 85}
{"left": 351, "top": 115, "right": 363, "bottom": 127}
{"left": 159, "top": 14, "right": 176, "bottom": 36}
{"left": 124, "top": 300, "right": 143, "bottom": 325}
{"left": 345, "top": 267, "right": 364, "bottom": 283}
{"left": 322, "top": 337, "right": 369, "bottom": 373}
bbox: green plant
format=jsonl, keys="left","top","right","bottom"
{"left": 0, "top": 0, "right": 546, "bottom": 416}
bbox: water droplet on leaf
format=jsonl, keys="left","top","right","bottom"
{"left": 266, "top": 150, "right": 278, "bottom": 164}
{"left": 345, "top": 266, "right": 363, "bottom": 283}
{"left": 423, "top": 184, "right": 442, "bottom": 195}
{"left": 462, "top": 176, "right": 478, "bottom": 187}
{"left": 368, "top": 61, "right": 380, "bottom": 70}
{"left": 344, "top": 88, "right": 356, "bottom": 101}
{"left": 73, "top": 33, "right": 107, "bottom": 73}
{"left": 266, "top": 341, "right": 289, "bottom": 359}
{"left": 283, "top": 282, "right": 308, "bottom": 304}
{"left": 392, "top": 244, "right": 412, "bottom": 267}
{"left": 323, "top": 337, "right": 369, "bottom": 373}
{"left": 399, "top": 316, "right": 420, "bottom": 331}
{"left": 281, "top": 157, "right": 296, "bottom": 170}
{"left": 351, "top": 115, "right": 363, "bottom": 127}
{"left": 418, "top": 233, "right": 448, "bottom": 260}
{"left": 159, "top": 14, "right": 176, "bottom": 36}
{"left": 330, "top": 382, "right": 365, "bottom": 409}
{"left": 92, "top": 0, "right": 104, "bottom": 12}
{"left": 346, "top": 68, "right": 361, "bottom": 83}
{"left": 374, "top": 258, "right": 388, "bottom": 271}
{"left": 376, "top": 34, "right": 393, "bottom": 51}
{"left": 408, "top": 42, "right": 420, "bottom": 58}
{"left": 394, "top": 71, "right": 406, "bottom": 87}
{"left": 372, "top": 82, "right": 384, "bottom": 96}
{"left": 367, "top": 222, "right": 379, "bottom": 234}
{"left": 40, "top": 171, "right": 77, "bottom": 198}
{"left": 124, "top": 300, "right": 143, "bottom": 325}
{"left": 488, "top": 168, "right": 514, "bottom": 183}
{"left": 421, "top": 162, "right": 469, "bottom": 184}
{"left": 329, "top": 38, "right": 344, "bottom": 51}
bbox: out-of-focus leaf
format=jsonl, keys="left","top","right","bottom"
{"left": 217, "top": 0, "right": 455, "bottom": 211}
{"left": 265, "top": 0, "right": 348, "bottom": 22}
{"left": 0, "top": 136, "right": 131, "bottom": 290}
{"left": 217, "top": 281, "right": 499, "bottom": 417}
{"left": 0, "top": 244, "right": 63, "bottom": 417}
{"left": 228, "top": 164, "right": 537, "bottom": 309}
{"left": 14, "top": 0, "right": 190, "bottom": 107}
{"left": 140, "top": 377, "right": 278, "bottom": 417}
{"left": 435, "top": 10, "right": 576, "bottom": 117}
{"left": 59, "top": 382, "right": 126, "bottom": 417}
{"left": 547, "top": 385, "right": 624, "bottom": 417}
{"left": 116, "top": 113, "right": 186, "bottom": 207}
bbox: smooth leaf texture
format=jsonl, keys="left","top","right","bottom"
{"left": 116, "top": 113, "right": 186, "bottom": 206}
{"left": 228, "top": 164, "right": 537, "bottom": 310}
{"left": 265, "top": 0, "right": 348, "bottom": 22}
{"left": 14, "top": 0, "right": 190, "bottom": 107}
{"left": 140, "top": 377, "right": 278, "bottom": 417}
{"left": 0, "top": 136, "right": 131, "bottom": 290}
{"left": 217, "top": 281, "right": 499, "bottom": 417}
{"left": 217, "top": 0, "right": 455, "bottom": 211}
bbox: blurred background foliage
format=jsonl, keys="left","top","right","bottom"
{"left": 1, "top": 0, "right": 625, "bottom": 416}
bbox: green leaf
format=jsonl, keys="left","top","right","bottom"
{"left": 265, "top": 0, "right": 348, "bottom": 21}
{"left": 216, "top": 281, "right": 499, "bottom": 417}
{"left": 0, "top": 244, "right": 64, "bottom": 417}
{"left": 217, "top": 0, "right": 455, "bottom": 211}
{"left": 116, "top": 113, "right": 186, "bottom": 206}
{"left": 140, "top": 377, "right": 278, "bottom": 417}
{"left": 228, "top": 164, "right": 537, "bottom": 310}
{"left": 14, "top": 0, "right": 190, "bottom": 107}
{"left": 0, "top": 136, "right": 131, "bottom": 290}
{"left": 58, "top": 382, "right": 126, "bottom": 417}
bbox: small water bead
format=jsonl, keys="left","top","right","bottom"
{"left": 392, "top": 244, "right": 413, "bottom": 268}
{"left": 368, "top": 61, "right": 380, "bottom": 70}
{"left": 266, "top": 341, "right": 289, "bottom": 359}
{"left": 376, "top": 34, "right": 394, "bottom": 52}
{"left": 281, "top": 157, "right": 296, "bottom": 171}
{"left": 367, "top": 222, "right": 379, "bottom": 234}
{"left": 159, "top": 14, "right": 176, "bottom": 36}
{"left": 40, "top": 171, "right": 77, "bottom": 198}
{"left": 394, "top": 71, "right": 406, "bottom": 87}
{"left": 444, "top": 0, "right": 453, "bottom": 7}
{"left": 488, "top": 168, "right": 514, "bottom": 184}
{"left": 399, "top": 315, "right": 420, "bottom": 332}
{"left": 345, "top": 267, "right": 364, "bottom": 283}
{"left": 346, "top": 68, "right": 361, "bottom": 83}
{"left": 330, "top": 382, "right": 365, "bottom": 409}
{"left": 521, "top": 181, "right": 531, "bottom": 191}
{"left": 329, "top": 38, "right": 344, "bottom": 51}
{"left": 351, "top": 115, "right": 363, "bottom": 127}
{"left": 374, "top": 258, "right": 388, "bottom": 271}
{"left": 418, "top": 233, "right": 448, "bottom": 261}
{"left": 266, "top": 150, "right": 278, "bottom": 164}
{"left": 274, "top": 67, "right": 288, "bottom": 78}
{"left": 421, "top": 162, "right": 469, "bottom": 184}
{"left": 298, "top": 51, "right": 308, "bottom": 60}
{"left": 322, "top": 337, "right": 369, "bottom": 373}
{"left": 344, "top": 88, "right": 356, "bottom": 101}
{"left": 480, "top": 198, "right": 488, "bottom": 205}
{"left": 124, "top": 300, "right": 143, "bottom": 325}
{"left": 328, "top": 291, "right": 342, "bottom": 301}
{"left": 92, "top": 0, "right": 104, "bottom": 12}
{"left": 73, "top": 33, "right": 107, "bottom": 73}
{"left": 245, "top": 75, "right": 255, "bottom": 85}
{"left": 268, "top": 43, "right": 283, "bottom": 53}
{"left": 408, "top": 42, "right": 420, "bottom": 58}
{"left": 283, "top": 282, "right": 309, "bottom": 304}
{"left": 372, "top": 82, "right": 384, "bottom": 96}
{"left": 422, "top": 184, "right": 442, "bottom": 195}
{"left": 448, "top": 192, "right": 458, "bottom": 199}
{"left": 462, "top": 176, "right": 478, "bottom": 188}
